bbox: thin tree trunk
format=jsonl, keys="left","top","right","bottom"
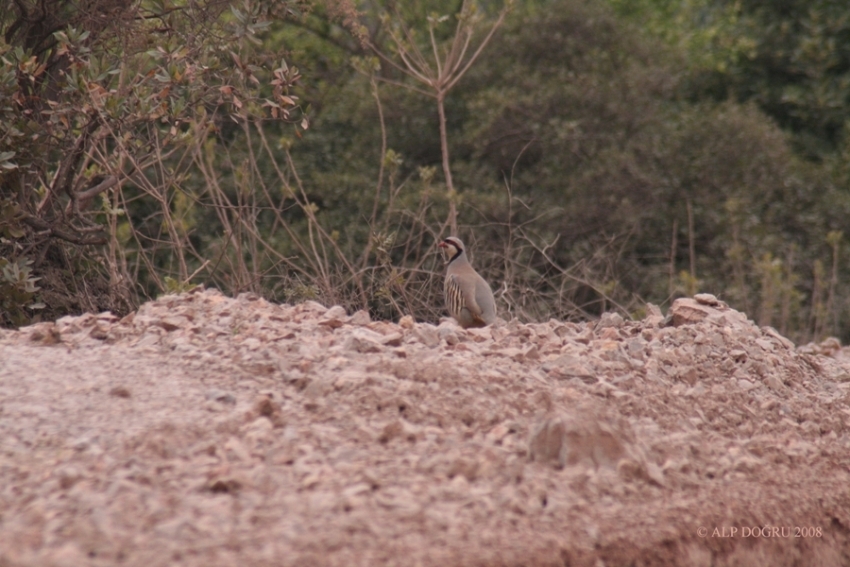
{"left": 437, "top": 92, "right": 457, "bottom": 235}
{"left": 827, "top": 235, "right": 840, "bottom": 335}
{"left": 780, "top": 248, "right": 793, "bottom": 336}
{"left": 686, "top": 198, "right": 696, "bottom": 292}
{"left": 668, "top": 218, "right": 678, "bottom": 297}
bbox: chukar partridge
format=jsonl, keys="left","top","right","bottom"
{"left": 439, "top": 236, "right": 496, "bottom": 328}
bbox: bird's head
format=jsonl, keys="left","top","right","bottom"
{"left": 438, "top": 236, "right": 464, "bottom": 263}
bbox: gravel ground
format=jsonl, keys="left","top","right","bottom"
{"left": 1, "top": 288, "right": 849, "bottom": 566}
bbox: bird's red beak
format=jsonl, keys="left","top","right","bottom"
{"left": 438, "top": 241, "right": 448, "bottom": 248}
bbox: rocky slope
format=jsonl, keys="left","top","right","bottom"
{"left": 0, "top": 288, "right": 849, "bottom": 566}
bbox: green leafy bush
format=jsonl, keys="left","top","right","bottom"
{"left": 0, "top": 256, "right": 43, "bottom": 326}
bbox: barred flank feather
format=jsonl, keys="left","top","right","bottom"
{"left": 445, "top": 275, "right": 465, "bottom": 321}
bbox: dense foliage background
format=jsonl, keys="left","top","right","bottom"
{"left": 2, "top": 0, "right": 850, "bottom": 343}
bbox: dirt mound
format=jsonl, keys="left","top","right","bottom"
{"left": 1, "top": 288, "right": 849, "bottom": 566}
